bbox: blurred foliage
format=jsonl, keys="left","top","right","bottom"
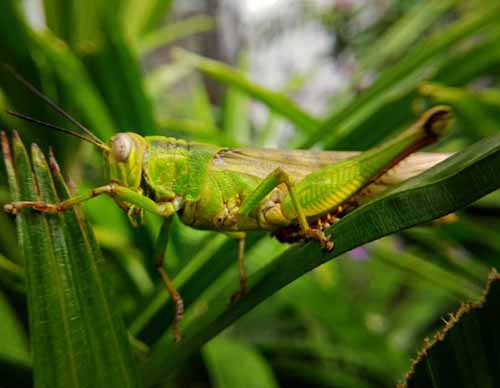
{"left": 0, "top": 0, "right": 499, "bottom": 387}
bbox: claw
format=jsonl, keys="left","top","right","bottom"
{"left": 230, "top": 278, "right": 247, "bottom": 304}
{"left": 307, "top": 228, "right": 334, "bottom": 251}
{"left": 230, "top": 287, "right": 246, "bottom": 304}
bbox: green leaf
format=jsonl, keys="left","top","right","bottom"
{"left": 1, "top": 132, "right": 139, "bottom": 388}
{"left": 123, "top": 0, "right": 173, "bottom": 37}
{"left": 190, "top": 75, "right": 217, "bottom": 129}
{"left": 84, "top": 24, "right": 156, "bottom": 136}
{"left": 0, "top": 253, "right": 25, "bottom": 293}
{"left": 173, "top": 49, "right": 321, "bottom": 135}
{"left": 144, "top": 133, "right": 500, "bottom": 386}
{"left": 203, "top": 337, "right": 279, "bottom": 388}
{"left": 139, "top": 15, "right": 214, "bottom": 55}
{"left": 357, "top": 0, "right": 456, "bottom": 72}
{"left": 222, "top": 53, "right": 251, "bottom": 145}
{"left": 0, "top": 288, "right": 30, "bottom": 365}
{"left": 300, "top": 3, "right": 500, "bottom": 149}
{"left": 402, "top": 269, "right": 500, "bottom": 388}
{"left": 372, "top": 240, "right": 482, "bottom": 300}
{"left": 35, "top": 31, "right": 116, "bottom": 140}
{"left": 42, "top": 0, "right": 111, "bottom": 48}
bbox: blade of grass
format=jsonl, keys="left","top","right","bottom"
{"left": 299, "top": 3, "right": 500, "bottom": 149}
{"left": 203, "top": 337, "right": 279, "bottom": 388}
{"left": 222, "top": 52, "right": 251, "bottom": 145}
{"left": 173, "top": 48, "right": 321, "bottom": 135}
{"left": 0, "top": 288, "right": 30, "bottom": 366}
{"left": 5, "top": 131, "right": 85, "bottom": 387}
{"left": 0, "top": 253, "right": 25, "bottom": 293}
{"left": 49, "top": 150, "right": 140, "bottom": 387}
{"left": 139, "top": 15, "right": 214, "bottom": 55}
{"left": 42, "top": 0, "right": 109, "bottom": 47}
{"left": 35, "top": 31, "right": 116, "bottom": 140}
{"left": 372, "top": 240, "right": 482, "bottom": 300}
{"left": 190, "top": 75, "right": 217, "bottom": 129}
{"left": 432, "top": 28, "right": 500, "bottom": 86}
{"left": 357, "top": 0, "right": 456, "bottom": 72}
{"left": 84, "top": 24, "right": 156, "bottom": 135}
{"left": 273, "top": 358, "right": 379, "bottom": 388}
{"left": 2, "top": 132, "right": 139, "bottom": 387}
{"left": 124, "top": 0, "right": 173, "bottom": 37}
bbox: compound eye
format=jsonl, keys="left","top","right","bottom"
{"left": 111, "top": 134, "right": 132, "bottom": 162}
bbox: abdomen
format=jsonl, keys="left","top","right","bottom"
{"left": 180, "top": 170, "right": 262, "bottom": 231}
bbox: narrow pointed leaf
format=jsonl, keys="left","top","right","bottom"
{"left": 402, "top": 269, "right": 500, "bottom": 388}
{"left": 203, "top": 338, "right": 279, "bottom": 388}
{"left": 2, "top": 133, "right": 139, "bottom": 388}
{"left": 173, "top": 49, "right": 321, "bottom": 134}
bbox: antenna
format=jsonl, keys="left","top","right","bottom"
{"left": 6, "top": 110, "right": 110, "bottom": 151}
{"left": 2, "top": 63, "right": 105, "bottom": 145}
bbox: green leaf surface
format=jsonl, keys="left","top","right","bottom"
{"left": 402, "top": 269, "right": 500, "bottom": 388}
{"left": 84, "top": 24, "right": 156, "bottom": 136}
{"left": 1, "top": 132, "right": 139, "bottom": 388}
{"left": 144, "top": 133, "right": 500, "bottom": 386}
{"left": 203, "top": 337, "right": 279, "bottom": 388}
{"left": 222, "top": 53, "right": 251, "bottom": 145}
{"left": 0, "top": 288, "right": 30, "bottom": 365}
{"left": 139, "top": 15, "right": 214, "bottom": 55}
{"left": 358, "top": 0, "right": 456, "bottom": 72}
{"left": 124, "top": 0, "right": 173, "bottom": 37}
{"left": 35, "top": 31, "right": 116, "bottom": 140}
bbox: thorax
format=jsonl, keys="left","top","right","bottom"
{"left": 142, "top": 137, "right": 218, "bottom": 201}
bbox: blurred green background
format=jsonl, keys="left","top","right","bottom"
{"left": 0, "top": 0, "right": 500, "bottom": 387}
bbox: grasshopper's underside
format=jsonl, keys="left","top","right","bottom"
{"left": 4, "top": 72, "right": 453, "bottom": 343}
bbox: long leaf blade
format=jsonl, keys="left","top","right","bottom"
{"left": 2, "top": 132, "right": 139, "bottom": 388}
{"left": 402, "top": 269, "right": 500, "bottom": 388}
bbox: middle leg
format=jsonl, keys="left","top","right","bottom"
{"left": 226, "top": 232, "right": 247, "bottom": 303}
{"left": 154, "top": 218, "right": 184, "bottom": 343}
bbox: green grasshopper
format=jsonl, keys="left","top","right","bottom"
{"left": 3, "top": 68, "right": 452, "bottom": 342}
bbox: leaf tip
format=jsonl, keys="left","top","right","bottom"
{"left": 31, "top": 143, "right": 48, "bottom": 168}
{"left": 48, "top": 147, "right": 61, "bottom": 174}
{"left": 1, "top": 131, "right": 11, "bottom": 161}
{"left": 11, "top": 130, "right": 25, "bottom": 152}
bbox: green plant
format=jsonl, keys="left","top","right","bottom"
{"left": 1, "top": 1, "right": 500, "bottom": 387}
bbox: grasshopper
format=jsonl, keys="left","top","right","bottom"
{"left": 3, "top": 68, "right": 452, "bottom": 342}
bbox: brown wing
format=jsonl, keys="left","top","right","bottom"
{"left": 212, "top": 147, "right": 357, "bottom": 181}
{"left": 351, "top": 151, "right": 451, "bottom": 205}
{"left": 212, "top": 147, "right": 451, "bottom": 188}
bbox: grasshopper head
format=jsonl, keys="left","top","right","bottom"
{"left": 106, "top": 132, "right": 147, "bottom": 190}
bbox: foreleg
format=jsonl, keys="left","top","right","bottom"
{"left": 4, "top": 182, "right": 177, "bottom": 217}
